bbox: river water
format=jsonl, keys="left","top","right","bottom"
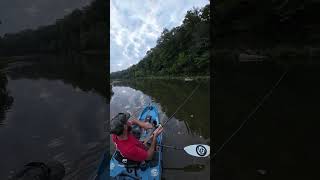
{"left": 214, "top": 62, "right": 320, "bottom": 179}
{"left": 0, "top": 55, "right": 108, "bottom": 180}
{"left": 110, "top": 79, "right": 210, "bottom": 180}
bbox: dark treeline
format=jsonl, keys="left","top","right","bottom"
{"left": 213, "top": 0, "right": 320, "bottom": 67}
{"left": 0, "top": 0, "right": 107, "bottom": 56}
{"left": 111, "top": 4, "right": 210, "bottom": 79}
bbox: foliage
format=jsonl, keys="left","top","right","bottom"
{"left": 213, "top": 0, "right": 320, "bottom": 48}
{"left": 0, "top": 0, "right": 108, "bottom": 56}
{"left": 111, "top": 4, "right": 210, "bottom": 79}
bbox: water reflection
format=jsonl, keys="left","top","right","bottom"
{"left": 112, "top": 79, "right": 210, "bottom": 139}
{"left": 0, "top": 70, "right": 14, "bottom": 126}
{"left": 0, "top": 55, "right": 108, "bottom": 180}
{"left": 6, "top": 54, "right": 108, "bottom": 100}
{"left": 214, "top": 62, "right": 320, "bottom": 179}
{"left": 111, "top": 79, "right": 210, "bottom": 179}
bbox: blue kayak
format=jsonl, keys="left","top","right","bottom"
{"left": 94, "top": 104, "right": 163, "bottom": 180}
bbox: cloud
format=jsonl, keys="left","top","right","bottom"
{"left": 110, "top": 0, "right": 208, "bottom": 72}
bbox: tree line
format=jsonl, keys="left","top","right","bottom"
{"left": 213, "top": 0, "right": 320, "bottom": 67}
{"left": 111, "top": 4, "right": 210, "bottom": 79}
{"left": 0, "top": 0, "right": 108, "bottom": 56}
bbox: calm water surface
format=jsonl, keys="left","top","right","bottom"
{"left": 110, "top": 79, "right": 210, "bottom": 180}
{"left": 0, "top": 55, "right": 108, "bottom": 180}
{"left": 214, "top": 62, "right": 320, "bottom": 179}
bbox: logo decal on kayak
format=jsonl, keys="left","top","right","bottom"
{"left": 110, "top": 162, "right": 115, "bottom": 170}
{"left": 196, "top": 145, "right": 207, "bottom": 156}
{"left": 151, "top": 168, "right": 158, "bottom": 177}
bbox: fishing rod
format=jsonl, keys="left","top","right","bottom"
{"left": 143, "top": 84, "right": 201, "bottom": 144}
{"left": 162, "top": 84, "right": 201, "bottom": 127}
{"left": 129, "top": 84, "right": 211, "bottom": 158}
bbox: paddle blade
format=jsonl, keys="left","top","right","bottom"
{"left": 184, "top": 144, "right": 210, "bottom": 157}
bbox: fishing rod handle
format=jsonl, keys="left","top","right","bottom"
{"left": 143, "top": 135, "right": 153, "bottom": 145}
{"left": 142, "top": 124, "right": 162, "bottom": 144}
{"left": 143, "top": 130, "right": 155, "bottom": 144}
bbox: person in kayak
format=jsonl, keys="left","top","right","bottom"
{"left": 110, "top": 112, "right": 163, "bottom": 162}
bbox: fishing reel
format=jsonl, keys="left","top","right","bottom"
{"left": 145, "top": 115, "right": 152, "bottom": 123}
{"left": 155, "top": 123, "right": 162, "bottom": 129}
{"left": 152, "top": 120, "right": 157, "bottom": 127}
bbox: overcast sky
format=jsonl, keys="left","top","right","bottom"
{"left": 0, "top": 0, "right": 92, "bottom": 36}
{"left": 110, "top": 0, "right": 209, "bottom": 73}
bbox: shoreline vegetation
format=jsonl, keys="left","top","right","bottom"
{"left": 213, "top": 0, "right": 320, "bottom": 66}
{"left": 0, "top": 52, "right": 107, "bottom": 64}
{"left": 214, "top": 47, "right": 320, "bottom": 63}
{"left": 111, "top": 76, "right": 209, "bottom": 82}
{"left": 0, "top": 0, "right": 107, "bottom": 57}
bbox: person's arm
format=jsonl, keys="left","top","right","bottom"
{"left": 146, "top": 135, "right": 157, "bottom": 160}
{"left": 130, "top": 118, "right": 153, "bottom": 130}
{"left": 146, "top": 127, "right": 163, "bottom": 160}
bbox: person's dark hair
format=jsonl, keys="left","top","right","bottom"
{"left": 110, "top": 113, "right": 130, "bottom": 136}
{"left": 110, "top": 123, "right": 124, "bottom": 136}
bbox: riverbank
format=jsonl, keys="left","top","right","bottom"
{"left": 111, "top": 76, "right": 210, "bottom": 82}
{"left": 0, "top": 54, "right": 44, "bottom": 62}
{"left": 0, "top": 50, "right": 107, "bottom": 61}
{"left": 213, "top": 47, "right": 320, "bottom": 65}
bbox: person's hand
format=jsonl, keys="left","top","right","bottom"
{"left": 153, "top": 126, "right": 163, "bottom": 137}
{"left": 144, "top": 122, "right": 153, "bottom": 129}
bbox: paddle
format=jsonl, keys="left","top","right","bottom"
{"left": 160, "top": 144, "right": 210, "bottom": 157}
{"left": 163, "top": 164, "right": 205, "bottom": 172}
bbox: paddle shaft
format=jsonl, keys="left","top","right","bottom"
{"left": 158, "top": 144, "right": 183, "bottom": 150}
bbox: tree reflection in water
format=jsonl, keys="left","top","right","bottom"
{"left": 0, "top": 71, "right": 13, "bottom": 125}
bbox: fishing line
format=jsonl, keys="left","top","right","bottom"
{"left": 162, "top": 84, "right": 201, "bottom": 127}
{"left": 129, "top": 104, "right": 147, "bottom": 119}
{"left": 213, "top": 69, "right": 288, "bottom": 158}
{"left": 129, "top": 101, "right": 152, "bottom": 119}
{"left": 143, "top": 83, "right": 201, "bottom": 143}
